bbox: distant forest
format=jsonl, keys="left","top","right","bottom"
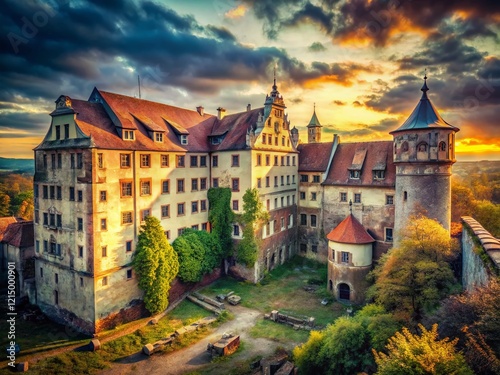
{"left": 0, "top": 173, "right": 33, "bottom": 220}
{"left": 0, "top": 157, "right": 34, "bottom": 174}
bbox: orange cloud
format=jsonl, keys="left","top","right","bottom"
{"left": 225, "top": 5, "right": 247, "bottom": 19}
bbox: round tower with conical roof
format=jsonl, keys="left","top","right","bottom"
{"left": 390, "top": 75, "right": 459, "bottom": 243}
{"left": 307, "top": 104, "right": 322, "bottom": 143}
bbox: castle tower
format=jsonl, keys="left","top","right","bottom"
{"left": 390, "top": 75, "right": 459, "bottom": 243}
{"left": 307, "top": 104, "right": 322, "bottom": 143}
{"left": 326, "top": 210, "right": 375, "bottom": 304}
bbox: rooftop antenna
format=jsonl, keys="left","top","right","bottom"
{"left": 138, "top": 75, "right": 141, "bottom": 99}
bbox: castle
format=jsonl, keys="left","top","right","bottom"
{"left": 32, "top": 75, "right": 458, "bottom": 333}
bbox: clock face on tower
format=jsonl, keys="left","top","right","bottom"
{"left": 274, "top": 121, "right": 280, "bottom": 134}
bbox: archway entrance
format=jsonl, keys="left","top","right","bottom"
{"left": 338, "top": 283, "right": 350, "bottom": 300}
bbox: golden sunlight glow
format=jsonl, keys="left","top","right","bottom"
{"left": 225, "top": 5, "right": 247, "bottom": 19}
{"left": 456, "top": 138, "right": 500, "bottom": 154}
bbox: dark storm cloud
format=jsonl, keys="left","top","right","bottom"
{"left": 241, "top": 0, "right": 500, "bottom": 46}
{"left": 0, "top": 112, "right": 47, "bottom": 136}
{"left": 332, "top": 100, "right": 345, "bottom": 106}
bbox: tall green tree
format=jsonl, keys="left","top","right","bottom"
{"left": 368, "top": 216, "right": 458, "bottom": 323}
{"left": 373, "top": 324, "right": 474, "bottom": 375}
{"left": 207, "top": 187, "right": 234, "bottom": 257}
{"left": 132, "top": 216, "right": 179, "bottom": 314}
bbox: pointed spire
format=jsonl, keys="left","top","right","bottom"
{"left": 420, "top": 69, "right": 429, "bottom": 99}
{"left": 272, "top": 63, "right": 277, "bottom": 91}
{"left": 307, "top": 104, "right": 322, "bottom": 128}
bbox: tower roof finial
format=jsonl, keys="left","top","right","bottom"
{"left": 273, "top": 63, "right": 277, "bottom": 90}
{"left": 420, "top": 69, "right": 429, "bottom": 99}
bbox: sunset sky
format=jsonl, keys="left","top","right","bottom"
{"left": 1, "top": 0, "right": 499, "bottom": 160}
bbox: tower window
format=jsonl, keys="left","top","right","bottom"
{"left": 385, "top": 228, "right": 393, "bottom": 242}
{"left": 402, "top": 141, "right": 409, "bottom": 152}
{"left": 439, "top": 141, "right": 446, "bottom": 151}
{"left": 404, "top": 191, "right": 408, "bottom": 201}
{"left": 417, "top": 142, "right": 428, "bottom": 152}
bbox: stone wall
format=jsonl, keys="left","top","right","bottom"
{"left": 461, "top": 216, "right": 500, "bottom": 291}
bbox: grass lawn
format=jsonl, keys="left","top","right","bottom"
{"left": 201, "top": 256, "right": 345, "bottom": 327}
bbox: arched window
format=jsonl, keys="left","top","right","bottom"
{"left": 439, "top": 141, "right": 446, "bottom": 151}
{"left": 402, "top": 141, "right": 409, "bottom": 152}
{"left": 338, "top": 283, "right": 350, "bottom": 300}
{"left": 417, "top": 142, "right": 428, "bottom": 152}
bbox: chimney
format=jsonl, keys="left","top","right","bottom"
{"left": 196, "top": 106, "right": 204, "bottom": 116}
{"left": 217, "top": 107, "right": 226, "bottom": 120}
{"left": 247, "top": 103, "right": 251, "bottom": 112}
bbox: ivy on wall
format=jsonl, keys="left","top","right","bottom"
{"left": 208, "top": 187, "right": 234, "bottom": 257}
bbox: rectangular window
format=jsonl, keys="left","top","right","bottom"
{"left": 190, "top": 155, "right": 198, "bottom": 167}
{"left": 386, "top": 195, "right": 394, "bottom": 205}
{"left": 313, "top": 175, "right": 320, "bottom": 183}
{"left": 165, "top": 231, "right": 170, "bottom": 240}
{"left": 300, "top": 174, "right": 308, "bottom": 182}
{"left": 80, "top": 277, "right": 83, "bottom": 287}
{"left": 311, "top": 192, "right": 317, "bottom": 201}
{"left": 341, "top": 251, "right": 349, "bottom": 263}
{"left": 281, "top": 156, "right": 285, "bottom": 166}
{"left": 354, "top": 193, "right": 361, "bottom": 203}
{"left": 49, "top": 213, "right": 55, "bottom": 227}
{"left": 231, "top": 154, "right": 239, "bottom": 167}
{"left": 177, "top": 179, "right": 185, "bottom": 193}
{"left": 300, "top": 214, "right": 307, "bottom": 226}
{"left": 300, "top": 191, "right": 306, "bottom": 200}
{"left": 212, "top": 178, "right": 219, "bottom": 188}
{"left": 262, "top": 135, "right": 266, "bottom": 144}
{"left": 56, "top": 214, "right": 62, "bottom": 228}
{"left": 281, "top": 217, "right": 285, "bottom": 230}
{"left": 43, "top": 185, "right": 48, "bottom": 199}
{"left": 274, "top": 176, "right": 278, "bottom": 187}
{"left": 191, "top": 201, "right": 198, "bottom": 213}
{"left": 77, "top": 218, "right": 83, "bottom": 231}
{"left": 385, "top": 228, "right": 394, "bottom": 242}
{"left": 312, "top": 245, "right": 318, "bottom": 253}
{"left": 275, "top": 137, "right": 278, "bottom": 146}
{"left": 257, "top": 178, "right": 262, "bottom": 188}
{"left": 265, "top": 155, "right": 270, "bottom": 166}
{"left": 64, "top": 124, "right": 69, "bottom": 139}
{"left": 311, "top": 215, "right": 317, "bottom": 227}
{"left": 266, "top": 177, "right": 270, "bottom": 187}
{"left": 43, "top": 241, "right": 48, "bottom": 253}
{"left": 121, "top": 181, "right": 133, "bottom": 197}
{"left": 77, "top": 190, "right": 83, "bottom": 202}
{"left": 176, "top": 155, "right": 185, "bottom": 167}
{"left": 200, "top": 200, "right": 207, "bottom": 212}
{"left": 102, "top": 246, "right": 107, "bottom": 258}
{"left": 141, "top": 209, "right": 151, "bottom": 222}
{"left": 281, "top": 176, "right": 284, "bottom": 186}
{"left": 127, "top": 269, "right": 133, "bottom": 279}
{"left": 191, "top": 178, "right": 198, "bottom": 191}
{"left": 140, "top": 154, "right": 150, "bottom": 168}
{"left": 177, "top": 203, "right": 185, "bottom": 216}
{"left": 200, "top": 178, "right": 207, "bottom": 190}
{"left": 191, "top": 224, "right": 199, "bottom": 230}
{"left": 200, "top": 156, "right": 207, "bottom": 167}
{"left": 232, "top": 178, "right": 239, "bottom": 192}
{"left": 212, "top": 155, "right": 218, "bottom": 167}
{"left": 57, "top": 153, "right": 62, "bottom": 169}
{"left": 123, "top": 130, "right": 135, "bottom": 140}
{"left": 50, "top": 185, "right": 55, "bottom": 199}
{"left": 292, "top": 175, "right": 296, "bottom": 184}
{"left": 100, "top": 190, "right": 107, "bottom": 202}
{"left": 340, "top": 192, "right": 347, "bottom": 202}
{"left": 286, "top": 175, "right": 290, "bottom": 185}
{"left": 202, "top": 222, "right": 208, "bottom": 231}
{"left": 287, "top": 156, "right": 290, "bottom": 166}
{"left": 77, "top": 153, "right": 83, "bottom": 169}
{"left": 257, "top": 154, "right": 262, "bottom": 166}
{"left": 70, "top": 153, "right": 75, "bottom": 169}
{"left": 140, "top": 180, "right": 151, "bottom": 195}
{"left": 292, "top": 156, "right": 296, "bottom": 166}
{"left": 159, "top": 204, "right": 170, "bottom": 218}
{"left": 274, "top": 156, "right": 278, "bottom": 166}
{"left": 34, "top": 184, "right": 39, "bottom": 198}
{"left": 57, "top": 186, "right": 62, "bottom": 200}
{"left": 101, "top": 218, "right": 107, "bottom": 230}
{"left": 180, "top": 135, "right": 188, "bottom": 145}
{"left": 268, "top": 135, "right": 272, "bottom": 144}
{"left": 232, "top": 200, "right": 239, "bottom": 211}
{"left": 126, "top": 241, "right": 133, "bottom": 252}
{"left": 43, "top": 212, "right": 48, "bottom": 225}
{"left": 233, "top": 224, "right": 240, "bottom": 236}
{"left": 161, "top": 180, "right": 170, "bottom": 194}
{"left": 349, "top": 170, "right": 360, "bottom": 179}
{"left": 51, "top": 154, "right": 56, "bottom": 169}
{"left": 266, "top": 199, "right": 270, "bottom": 211}
{"left": 178, "top": 228, "right": 186, "bottom": 237}
{"left": 120, "top": 154, "right": 131, "bottom": 168}
{"left": 161, "top": 154, "right": 169, "bottom": 167}
{"left": 373, "top": 170, "right": 385, "bottom": 180}
{"left": 97, "top": 153, "right": 104, "bottom": 168}
{"left": 35, "top": 240, "right": 40, "bottom": 253}
{"left": 69, "top": 187, "right": 75, "bottom": 201}
{"left": 43, "top": 154, "right": 47, "bottom": 169}
{"left": 78, "top": 246, "right": 83, "bottom": 257}
{"left": 102, "top": 277, "right": 108, "bottom": 286}
{"left": 122, "top": 211, "right": 133, "bottom": 224}
{"left": 155, "top": 132, "right": 163, "bottom": 142}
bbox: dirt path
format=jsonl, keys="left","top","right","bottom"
{"left": 100, "top": 305, "right": 281, "bottom": 375}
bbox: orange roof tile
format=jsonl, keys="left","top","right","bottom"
{"left": 326, "top": 214, "right": 375, "bottom": 244}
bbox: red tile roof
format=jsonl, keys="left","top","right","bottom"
{"left": 326, "top": 214, "right": 375, "bottom": 244}
{"left": 74, "top": 90, "right": 216, "bottom": 152}
{"left": 324, "top": 141, "right": 395, "bottom": 187}
{"left": 208, "top": 108, "right": 264, "bottom": 151}
{"left": 0, "top": 217, "right": 17, "bottom": 241}
{"left": 298, "top": 142, "right": 334, "bottom": 172}
{"left": 2, "top": 221, "right": 33, "bottom": 248}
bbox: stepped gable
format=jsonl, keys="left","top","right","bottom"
{"left": 323, "top": 141, "right": 395, "bottom": 187}
{"left": 327, "top": 214, "right": 375, "bottom": 244}
{"left": 298, "top": 142, "right": 334, "bottom": 172}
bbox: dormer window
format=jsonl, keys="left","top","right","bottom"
{"left": 180, "top": 135, "right": 188, "bottom": 145}
{"left": 155, "top": 132, "right": 163, "bottom": 142}
{"left": 123, "top": 130, "right": 135, "bottom": 140}
{"left": 373, "top": 170, "right": 385, "bottom": 180}
{"left": 349, "top": 170, "right": 360, "bottom": 179}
